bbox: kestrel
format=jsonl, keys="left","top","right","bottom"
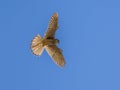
{"left": 31, "top": 13, "right": 65, "bottom": 67}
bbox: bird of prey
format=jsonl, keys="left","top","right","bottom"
{"left": 31, "top": 13, "right": 65, "bottom": 67}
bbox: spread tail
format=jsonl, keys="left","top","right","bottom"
{"left": 31, "top": 34, "right": 44, "bottom": 56}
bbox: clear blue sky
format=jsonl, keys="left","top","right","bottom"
{"left": 0, "top": 0, "right": 120, "bottom": 90}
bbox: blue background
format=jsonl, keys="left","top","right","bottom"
{"left": 0, "top": 0, "right": 120, "bottom": 90}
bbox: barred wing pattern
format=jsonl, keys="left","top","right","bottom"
{"left": 45, "top": 45, "right": 65, "bottom": 67}
{"left": 44, "top": 13, "right": 58, "bottom": 39}
{"left": 31, "top": 35, "right": 44, "bottom": 56}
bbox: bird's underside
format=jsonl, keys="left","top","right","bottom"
{"left": 31, "top": 13, "right": 65, "bottom": 67}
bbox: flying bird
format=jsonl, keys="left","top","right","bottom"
{"left": 31, "top": 13, "right": 65, "bottom": 67}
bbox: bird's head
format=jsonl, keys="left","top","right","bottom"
{"left": 55, "top": 39, "right": 59, "bottom": 44}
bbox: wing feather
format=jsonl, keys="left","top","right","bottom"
{"left": 45, "top": 45, "right": 65, "bottom": 67}
{"left": 44, "top": 13, "right": 58, "bottom": 39}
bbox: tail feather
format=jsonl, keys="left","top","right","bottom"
{"left": 31, "top": 34, "right": 44, "bottom": 56}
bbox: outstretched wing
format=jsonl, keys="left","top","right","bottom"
{"left": 31, "top": 35, "right": 44, "bottom": 56}
{"left": 44, "top": 13, "right": 58, "bottom": 39}
{"left": 45, "top": 45, "right": 65, "bottom": 67}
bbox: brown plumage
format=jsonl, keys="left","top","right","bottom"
{"left": 31, "top": 13, "right": 65, "bottom": 67}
